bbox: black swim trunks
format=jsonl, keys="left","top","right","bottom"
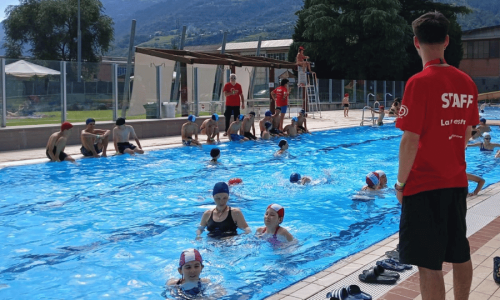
{"left": 269, "top": 128, "right": 282, "bottom": 135}
{"left": 297, "top": 125, "right": 306, "bottom": 132}
{"left": 399, "top": 187, "right": 470, "bottom": 270}
{"left": 343, "top": 104, "right": 349, "bottom": 107}
{"left": 46, "top": 146, "right": 68, "bottom": 161}
{"left": 117, "top": 142, "right": 137, "bottom": 154}
{"left": 244, "top": 132, "right": 257, "bottom": 140}
{"left": 80, "top": 144, "right": 102, "bottom": 157}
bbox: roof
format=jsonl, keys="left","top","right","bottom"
{"left": 220, "top": 39, "right": 293, "bottom": 51}
{"left": 135, "top": 47, "right": 297, "bottom": 69}
{"left": 184, "top": 44, "right": 221, "bottom": 52}
{"left": 462, "top": 25, "right": 500, "bottom": 41}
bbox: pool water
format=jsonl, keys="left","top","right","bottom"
{"left": 1, "top": 125, "right": 499, "bottom": 300}
{"left": 479, "top": 106, "right": 500, "bottom": 120}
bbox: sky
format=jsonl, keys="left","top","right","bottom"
{"left": 0, "top": 0, "right": 18, "bottom": 22}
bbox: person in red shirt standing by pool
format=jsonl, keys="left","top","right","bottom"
{"left": 222, "top": 73, "right": 245, "bottom": 136}
{"left": 395, "top": 12, "right": 479, "bottom": 300}
{"left": 271, "top": 78, "right": 289, "bottom": 130}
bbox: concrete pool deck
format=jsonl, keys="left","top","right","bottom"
{"left": 1, "top": 109, "right": 499, "bottom": 300}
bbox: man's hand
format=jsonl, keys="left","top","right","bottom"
{"left": 241, "top": 103, "right": 245, "bottom": 109}
{"left": 396, "top": 190, "right": 403, "bottom": 204}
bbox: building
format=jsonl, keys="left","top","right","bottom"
{"left": 460, "top": 25, "right": 500, "bottom": 93}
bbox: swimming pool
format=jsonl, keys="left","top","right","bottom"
{"left": 479, "top": 106, "right": 500, "bottom": 120}
{"left": 1, "top": 124, "right": 499, "bottom": 300}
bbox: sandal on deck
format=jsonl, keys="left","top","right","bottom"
{"left": 358, "top": 267, "right": 397, "bottom": 284}
{"left": 326, "top": 285, "right": 372, "bottom": 300}
{"left": 362, "top": 265, "right": 400, "bottom": 279}
{"left": 376, "top": 258, "right": 412, "bottom": 271}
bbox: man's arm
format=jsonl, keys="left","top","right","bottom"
{"left": 240, "top": 93, "right": 245, "bottom": 109}
{"left": 239, "top": 119, "right": 246, "bottom": 135}
{"left": 181, "top": 124, "right": 187, "bottom": 140}
{"left": 130, "top": 127, "right": 142, "bottom": 149}
{"left": 113, "top": 128, "right": 118, "bottom": 152}
{"left": 194, "top": 124, "right": 199, "bottom": 140}
{"left": 396, "top": 131, "right": 420, "bottom": 203}
{"left": 271, "top": 89, "right": 276, "bottom": 100}
{"left": 251, "top": 122, "right": 255, "bottom": 136}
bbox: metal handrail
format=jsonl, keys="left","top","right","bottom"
{"left": 360, "top": 105, "right": 375, "bottom": 126}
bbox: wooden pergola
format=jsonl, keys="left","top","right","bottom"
{"left": 135, "top": 47, "right": 297, "bottom": 69}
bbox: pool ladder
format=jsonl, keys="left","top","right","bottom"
{"left": 360, "top": 101, "right": 380, "bottom": 126}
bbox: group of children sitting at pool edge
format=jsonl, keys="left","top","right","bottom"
{"left": 181, "top": 108, "right": 311, "bottom": 146}
{"left": 45, "top": 117, "right": 144, "bottom": 162}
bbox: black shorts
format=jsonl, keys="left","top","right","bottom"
{"left": 117, "top": 142, "right": 136, "bottom": 154}
{"left": 80, "top": 144, "right": 102, "bottom": 157}
{"left": 297, "top": 125, "right": 306, "bottom": 131}
{"left": 269, "top": 128, "right": 282, "bottom": 135}
{"left": 244, "top": 132, "right": 256, "bottom": 140}
{"left": 46, "top": 146, "right": 68, "bottom": 161}
{"left": 399, "top": 187, "right": 470, "bottom": 270}
{"left": 343, "top": 104, "right": 349, "bottom": 108}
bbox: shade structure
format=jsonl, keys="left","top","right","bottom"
{"left": 5, "top": 60, "right": 60, "bottom": 77}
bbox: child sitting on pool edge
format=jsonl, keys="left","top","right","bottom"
{"left": 256, "top": 204, "right": 294, "bottom": 244}
{"left": 167, "top": 249, "right": 210, "bottom": 297}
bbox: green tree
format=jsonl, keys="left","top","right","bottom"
{"left": 3, "top": 0, "right": 114, "bottom": 62}
{"left": 398, "top": 0, "right": 471, "bottom": 79}
{"left": 290, "top": 0, "right": 410, "bottom": 80}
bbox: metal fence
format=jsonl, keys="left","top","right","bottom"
{"left": 0, "top": 57, "right": 405, "bottom": 127}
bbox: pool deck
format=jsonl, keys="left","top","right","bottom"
{"left": 2, "top": 109, "right": 500, "bottom": 300}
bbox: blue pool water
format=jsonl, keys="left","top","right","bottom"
{"left": 480, "top": 106, "right": 500, "bottom": 120}
{"left": 1, "top": 125, "right": 500, "bottom": 300}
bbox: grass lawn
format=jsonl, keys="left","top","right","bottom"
{"left": 5, "top": 110, "right": 211, "bottom": 126}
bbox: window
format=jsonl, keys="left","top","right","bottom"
{"left": 266, "top": 53, "right": 287, "bottom": 61}
{"left": 478, "top": 41, "right": 484, "bottom": 58}
{"left": 467, "top": 42, "right": 474, "bottom": 59}
{"left": 473, "top": 41, "right": 479, "bottom": 58}
{"left": 483, "top": 41, "right": 489, "bottom": 58}
{"left": 463, "top": 42, "right": 468, "bottom": 59}
{"left": 490, "top": 40, "right": 500, "bottom": 58}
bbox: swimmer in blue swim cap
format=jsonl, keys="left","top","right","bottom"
{"left": 196, "top": 182, "right": 251, "bottom": 239}
{"left": 200, "top": 114, "right": 220, "bottom": 144}
{"left": 260, "top": 111, "right": 274, "bottom": 138}
{"left": 290, "top": 172, "right": 312, "bottom": 185}
{"left": 181, "top": 115, "right": 202, "bottom": 147}
{"left": 283, "top": 117, "right": 298, "bottom": 137}
{"left": 256, "top": 204, "right": 294, "bottom": 244}
{"left": 226, "top": 115, "right": 249, "bottom": 142}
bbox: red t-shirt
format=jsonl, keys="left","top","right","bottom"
{"left": 396, "top": 65, "right": 479, "bottom": 196}
{"left": 223, "top": 83, "right": 243, "bottom": 106}
{"left": 273, "top": 86, "right": 289, "bottom": 107}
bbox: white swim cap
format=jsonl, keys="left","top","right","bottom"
{"left": 483, "top": 132, "right": 491, "bottom": 138}
{"left": 375, "top": 170, "right": 386, "bottom": 177}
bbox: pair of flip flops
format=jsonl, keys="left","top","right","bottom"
{"left": 326, "top": 285, "right": 372, "bottom": 300}
{"left": 376, "top": 258, "right": 412, "bottom": 272}
{"left": 358, "top": 265, "right": 400, "bottom": 284}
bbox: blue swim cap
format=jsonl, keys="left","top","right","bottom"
{"left": 212, "top": 114, "right": 219, "bottom": 121}
{"left": 292, "top": 117, "right": 298, "bottom": 122}
{"left": 86, "top": 118, "right": 95, "bottom": 125}
{"left": 290, "top": 173, "right": 301, "bottom": 183}
{"left": 300, "top": 109, "right": 305, "bottom": 114}
{"left": 213, "top": 182, "right": 229, "bottom": 195}
{"left": 188, "top": 115, "right": 196, "bottom": 122}
{"left": 239, "top": 115, "right": 244, "bottom": 121}
{"left": 265, "top": 121, "right": 272, "bottom": 129}
{"left": 480, "top": 118, "right": 486, "bottom": 124}
{"left": 265, "top": 110, "right": 272, "bottom": 117}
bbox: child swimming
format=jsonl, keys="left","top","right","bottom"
{"left": 256, "top": 204, "right": 294, "bottom": 245}
{"left": 167, "top": 249, "right": 210, "bottom": 297}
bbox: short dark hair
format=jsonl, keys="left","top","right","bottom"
{"left": 412, "top": 11, "right": 449, "bottom": 44}
{"left": 280, "top": 78, "right": 289, "bottom": 86}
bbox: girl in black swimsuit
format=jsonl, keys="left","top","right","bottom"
{"left": 196, "top": 182, "right": 251, "bottom": 238}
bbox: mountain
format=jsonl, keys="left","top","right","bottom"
{"left": 440, "top": 0, "right": 500, "bottom": 30}
{"left": 104, "top": 0, "right": 303, "bottom": 56}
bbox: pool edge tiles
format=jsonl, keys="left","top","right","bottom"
{"left": 263, "top": 180, "right": 500, "bottom": 300}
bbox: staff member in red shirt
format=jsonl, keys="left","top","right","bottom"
{"left": 222, "top": 73, "right": 245, "bottom": 136}
{"left": 271, "top": 78, "right": 289, "bottom": 130}
{"left": 396, "top": 12, "right": 478, "bottom": 300}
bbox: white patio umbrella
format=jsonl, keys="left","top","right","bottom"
{"left": 5, "top": 60, "right": 60, "bottom": 77}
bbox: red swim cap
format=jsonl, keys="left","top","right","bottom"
{"left": 267, "top": 204, "right": 285, "bottom": 218}
{"left": 228, "top": 178, "right": 242, "bottom": 186}
{"left": 344, "top": 93, "right": 349, "bottom": 97}
{"left": 61, "top": 122, "right": 73, "bottom": 131}
{"left": 179, "top": 249, "right": 203, "bottom": 268}
{"left": 299, "top": 46, "right": 304, "bottom": 50}
{"left": 366, "top": 172, "right": 380, "bottom": 187}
